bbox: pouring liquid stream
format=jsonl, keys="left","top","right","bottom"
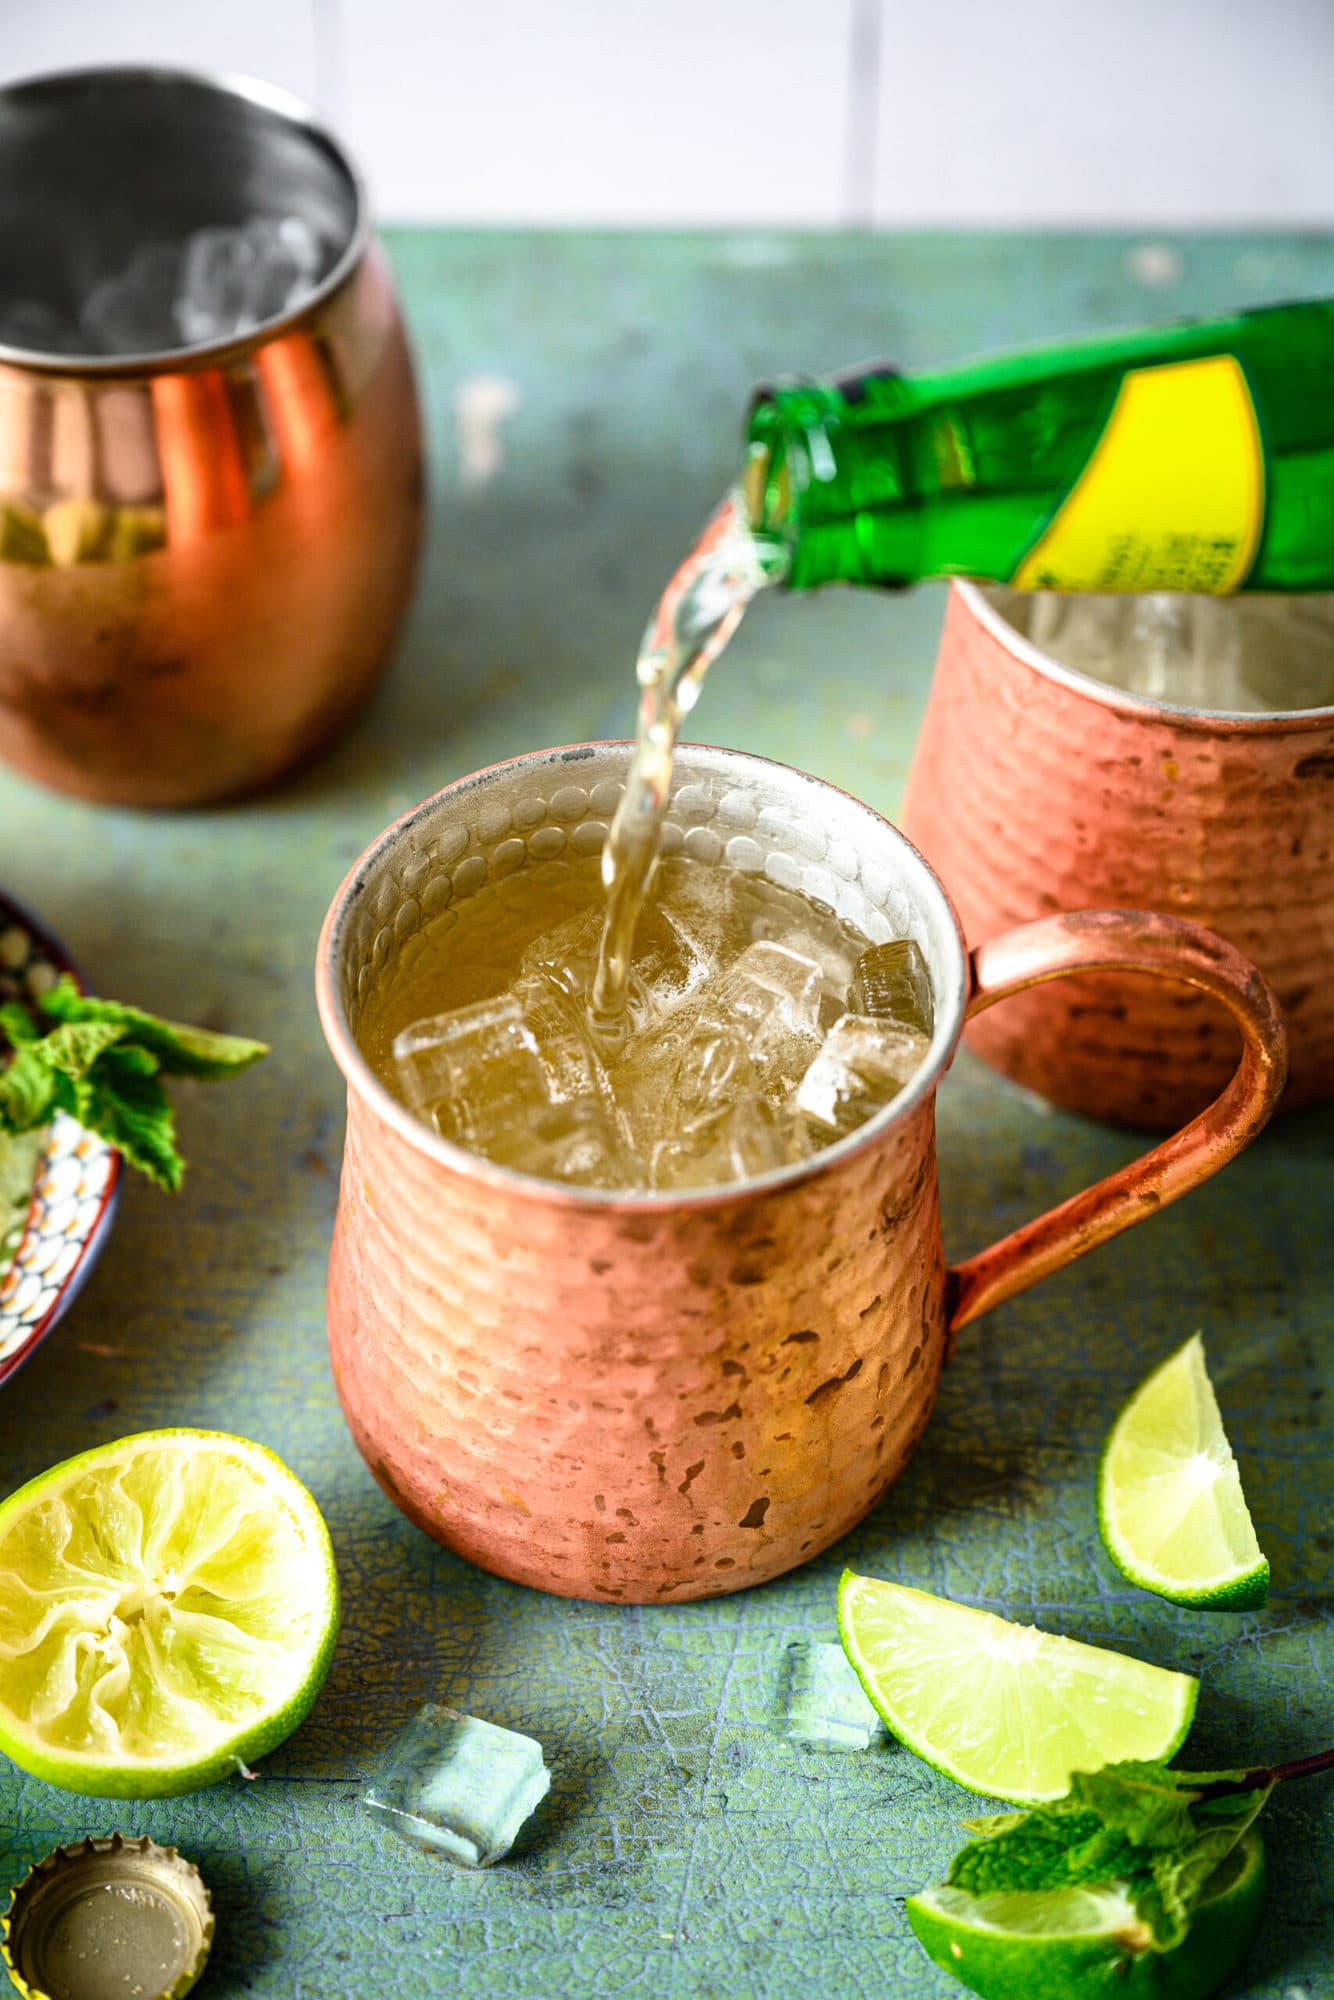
{"left": 591, "top": 489, "right": 788, "bottom": 1040}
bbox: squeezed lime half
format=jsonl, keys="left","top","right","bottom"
{"left": 0, "top": 1429, "right": 339, "bottom": 1796}
{"left": 907, "top": 1826, "right": 1265, "bottom": 2000}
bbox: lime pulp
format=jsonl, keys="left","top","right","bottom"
{"left": 1099, "top": 1334, "right": 1269, "bottom": 1611}
{"left": 837, "top": 1572, "right": 1197, "bottom": 1804}
{"left": 0, "top": 1429, "right": 339, "bottom": 1797}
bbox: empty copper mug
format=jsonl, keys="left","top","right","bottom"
{"left": 0, "top": 68, "right": 422, "bottom": 806}
{"left": 316, "top": 742, "right": 1286, "bottom": 1604}
{"left": 901, "top": 582, "right": 1334, "bottom": 1128}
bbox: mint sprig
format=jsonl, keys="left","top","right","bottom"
{"left": 945, "top": 1749, "right": 1334, "bottom": 1951}
{"left": 0, "top": 975, "right": 267, "bottom": 1192}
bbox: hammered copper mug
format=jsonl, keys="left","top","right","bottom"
{"left": 0, "top": 68, "right": 422, "bottom": 806}
{"left": 901, "top": 581, "right": 1334, "bottom": 1126}
{"left": 316, "top": 743, "right": 1286, "bottom": 1603}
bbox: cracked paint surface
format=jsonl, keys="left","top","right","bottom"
{"left": 0, "top": 228, "right": 1330, "bottom": 1997}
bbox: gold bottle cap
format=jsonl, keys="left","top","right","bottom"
{"left": 2, "top": 1834, "right": 214, "bottom": 2000}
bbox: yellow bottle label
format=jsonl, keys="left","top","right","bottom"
{"left": 1012, "top": 355, "right": 1265, "bottom": 593}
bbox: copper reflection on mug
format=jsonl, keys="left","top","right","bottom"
{"left": 0, "top": 68, "right": 422, "bottom": 806}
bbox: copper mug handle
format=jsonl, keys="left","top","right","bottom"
{"left": 947, "top": 909, "right": 1289, "bottom": 1334}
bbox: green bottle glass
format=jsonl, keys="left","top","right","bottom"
{"left": 744, "top": 298, "right": 1334, "bottom": 593}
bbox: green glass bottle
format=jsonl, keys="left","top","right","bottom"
{"left": 744, "top": 298, "right": 1334, "bottom": 593}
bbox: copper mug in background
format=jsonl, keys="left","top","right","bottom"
{"left": 316, "top": 742, "right": 1286, "bottom": 1605}
{"left": 901, "top": 582, "right": 1334, "bottom": 1128}
{"left": 0, "top": 68, "right": 422, "bottom": 807}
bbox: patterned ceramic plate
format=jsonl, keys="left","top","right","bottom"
{"left": 0, "top": 893, "right": 121, "bottom": 1388}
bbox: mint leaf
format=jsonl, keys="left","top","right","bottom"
{"left": 36, "top": 979, "right": 268, "bottom": 1077}
{"left": 1157, "top": 1782, "right": 1271, "bottom": 1936}
{"left": 69, "top": 1060, "right": 181, "bottom": 1193}
{"left": 33, "top": 1018, "right": 131, "bottom": 1080}
{"left": 1072, "top": 1760, "right": 1198, "bottom": 1843}
{"left": 139, "top": 1017, "right": 268, "bottom": 1079}
{"left": 946, "top": 1760, "right": 1272, "bottom": 1952}
{"left": 96, "top": 1041, "right": 161, "bottom": 1079}
{"left": 0, "top": 1040, "right": 64, "bottom": 1130}
{"left": 1, "top": 976, "right": 267, "bottom": 1188}
{"left": 0, "top": 1002, "right": 38, "bottom": 1046}
{"left": 949, "top": 1803, "right": 1140, "bottom": 1899}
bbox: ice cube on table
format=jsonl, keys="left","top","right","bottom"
{"left": 774, "top": 1641, "right": 885, "bottom": 1750}
{"left": 650, "top": 1094, "right": 810, "bottom": 1191}
{"left": 363, "top": 1704, "right": 551, "bottom": 1867}
{"left": 850, "top": 939, "right": 935, "bottom": 1037}
{"left": 796, "top": 1013, "right": 931, "bottom": 1136}
{"left": 176, "top": 215, "right": 322, "bottom": 345}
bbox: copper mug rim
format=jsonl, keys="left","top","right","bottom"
{"left": 960, "top": 578, "right": 1334, "bottom": 731}
{"left": 316, "top": 738, "right": 972, "bottom": 1214}
{"left": 0, "top": 64, "right": 371, "bottom": 379}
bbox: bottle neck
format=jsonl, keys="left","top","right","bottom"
{"left": 745, "top": 372, "right": 924, "bottom": 589}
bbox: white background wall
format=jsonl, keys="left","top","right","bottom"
{"left": 4, "top": 0, "right": 1332, "bottom": 227}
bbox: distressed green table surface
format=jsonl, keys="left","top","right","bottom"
{"left": 1, "top": 232, "right": 1331, "bottom": 1999}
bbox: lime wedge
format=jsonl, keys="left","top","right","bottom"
{"left": 1099, "top": 1334, "right": 1269, "bottom": 1611}
{"left": 837, "top": 1573, "right": 1197, "bottom": 1803}
{"left": 906, "top": 1826, "right": 1265, "bottom": 2000}
{"left": 0, "top": 1429, "right": 339, "bottom": 1797}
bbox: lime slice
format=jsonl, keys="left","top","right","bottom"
{"left": 837, "top": 1573, "right": 1197, "bottom": 1803}
{"left": 906, "top": 1826, "right": 1265, "bottom": 2000}
{"left": 0, "top": 1429, "right": 339, "bottom": 1797}
{"left": 1099, "top": 1334, "right": 1269, "bottom": 1611}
